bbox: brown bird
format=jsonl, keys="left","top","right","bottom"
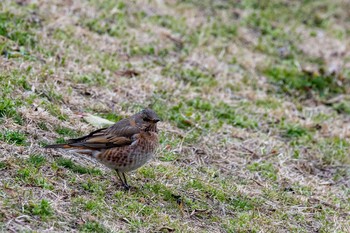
{"left": 45, "top": 109, "right": 160, "bottom": 190}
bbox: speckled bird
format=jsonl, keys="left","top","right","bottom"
{"left": 45, "top": 109, "right": 160, "bottom": 190}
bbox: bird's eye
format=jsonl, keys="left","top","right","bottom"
{"left": 143, "top": 117, "right": 150, "bottom": 122}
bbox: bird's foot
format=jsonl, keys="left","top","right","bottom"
{"left": 122, "top": 183, "right": 131, "bottom": 191}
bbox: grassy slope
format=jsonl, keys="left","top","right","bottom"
{"left": 0, "top": 0, "right": 350, "bottom": 232}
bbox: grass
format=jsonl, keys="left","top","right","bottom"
{"left": 0, "top": 161, "right": 6, "bottom": 170}
{"left": 80, "top": 221, "right": 110, "bottom": 233}
{"left": 55, "top": 126, "right": 78, "bottom": 137}
{"left": 0, "top": 10, "right": 37, "bottom": 55}
{"left": 25, "top": 199, "right": 53, "bottom": 219}
{"left": 0, "top": 130, "right": 26, "bottom": 146}
{"left": 264, "top": 62, "right": 347, "bottom": 98}
{"left": 27, "top": 154, "right": 46, "bottom": 167}
{"left": 56, "top": 158, "right": 102, "bottom": 175}
{"left": 0, "top": 71, "right": 31, "bottom": 121}
{"left": 0, "top": 0, "right": 349, "bottom": 232}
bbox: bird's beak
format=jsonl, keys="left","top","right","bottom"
{"left": 153, "top": 118, "right": 160, "bottom": 123}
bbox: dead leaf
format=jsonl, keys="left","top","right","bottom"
{"left": 115, "top": 70, "right": 140, "bottom": 78}
{"left": 82, "top": 113, "right": 115, "bottom": 128}
{"left": 323, "top": 95, "right": 344, "bottom": 105}
{"left": 157, "top": 226, "right": 175, "bottom": 232}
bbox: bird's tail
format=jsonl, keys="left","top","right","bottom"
{"left": 44, "top": 143, "right": 99, "bottom": 158}
{"left": 44, "top": 144, "right": 73, "bottom": 149}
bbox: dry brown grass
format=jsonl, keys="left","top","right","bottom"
{"left": 0, "top": 0, "right": 350, "bottom": 232}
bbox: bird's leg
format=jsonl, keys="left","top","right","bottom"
{"left": 116, "top": 170, "right": 130, "bottom": 190}
{"left": 122, "top": 173, "right": 129, "bottom": 190}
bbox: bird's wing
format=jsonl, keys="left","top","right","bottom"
{"left": 67, "top": 133, "right": 133, "bottom": 149}
{"left": 68, "top": 117, "right": 143, "bottom": 149}
{"left": 105, "top": 117, "right": 141, "bottom": 138}
{"left": 45, "top": 117, "right": 142, "bottom": 149}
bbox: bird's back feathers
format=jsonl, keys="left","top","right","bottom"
{"left": 44, "top": 111, "right": 155, "bottom": 150}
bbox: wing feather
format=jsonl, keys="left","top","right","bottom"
{"left": 46, "top": 115, "right": 142, "bottom": 150}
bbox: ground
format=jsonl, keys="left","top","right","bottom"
{"left": 0, "top": 0, "right": 350, "bottom": 232}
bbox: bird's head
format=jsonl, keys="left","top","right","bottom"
{"left": 135, "top": 109, "right": 160, "bottom": 132}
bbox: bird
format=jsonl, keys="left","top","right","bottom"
{"left": 44, "top": 109, "right": 160, "bottom": 190}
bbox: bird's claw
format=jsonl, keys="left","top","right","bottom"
{"left": 123, "top": 184, "right": 130, "bottom": 191}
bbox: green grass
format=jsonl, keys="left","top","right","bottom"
{"left": 0, "top": 98, "right": 17, "bottom": 118}
{"left": 333, "top": 102, "right": 350, "bottom": 115}
{"left": 0, "top": 72, "right": 31, "bottom": 120}
{"left": 54, "top": 137, "right": 67, "bottom": 144}
{"left": 319, "top": 137, "right": 350, "bottom": 165}
{"left": 265, "top": 62, "right": 347, "bottom": 98}
{"left": 27, "top": 154, "right": 46, "bottom": 167}
{"left": 255, "top": 98, "right": 281, "bottom": 109}
{"left": 98, "top": 112, "right": 123, "bottom": 123}
{"left": 16, "top": 164, "right": 53, "bottom": 190}
{"left": 0, "top": 130, "right": 26, "bottom": 145}
{"left": 83, "top": 0, "right": 128, "bottom": 37}
{"left": 0, "top": 161, "right": 6, "bottom": 170}
{"left": 0, "top": 10, "right": 37, "bottom": 52}
{"left": 80, "top": 221, "right": 110, "bottom": 233}
{"left": 282, "top": 124, "right": 309, "bottom": 139}
{"left": 72, "top": 72, "right": 107, "bottom": 86}
{"left": 56, "top": 158, "right": 102, "bottom": 175}
{"left": 0, "top": 0, "right": 349, "bottom": 232}
{"left": 25, "top": 199, "right": 53, "bottom": 219}
{"left": 55, "top": 126, "right": 78, "bottom": 137}
{"left": 162, "top": 66, "right": 217, "bottom": 87}
{"left": 42, "top": 102, "right": 69, "bottom": 121}
{"left": 247, "top": 162, "right": 278, "bottom": 181}
{"left": 81, "top": 179, "right": 106, "bottom": 196}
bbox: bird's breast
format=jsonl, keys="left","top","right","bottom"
{"left": 96, "top": 132, "right": 159, "bottom": 172}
